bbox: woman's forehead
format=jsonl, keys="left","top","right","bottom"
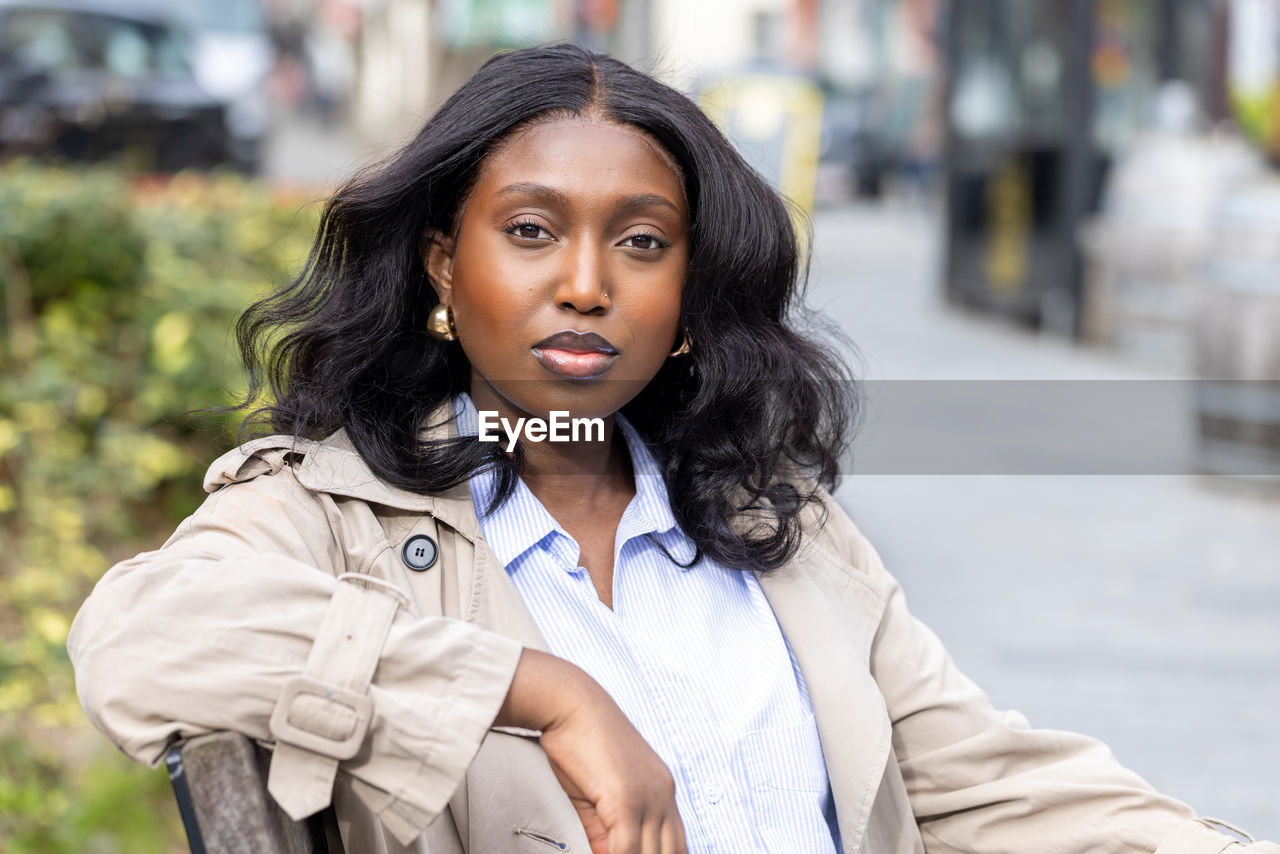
{"left": 473, "top": 117, "right": 688, "bottom": 212}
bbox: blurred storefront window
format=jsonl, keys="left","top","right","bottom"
{"left": 438, "top": 0, "right": 559, "bottom": 48}
{"left": 943, "top": 0, "right": 1217, "bottom": 337}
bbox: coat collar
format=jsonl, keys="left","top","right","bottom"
{"left": 288, "top": 404, "right": 484, "bottom": 541}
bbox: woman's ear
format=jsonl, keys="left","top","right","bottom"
{"left": 422, "top": 230, "right": 456, "bottom": 303}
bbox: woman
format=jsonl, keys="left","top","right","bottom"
{"left": 68, "top": 45, "right": 1274, "bottom": 854}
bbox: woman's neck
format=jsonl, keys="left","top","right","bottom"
{"left": 466, "top": 384, "right": 636, "bottom": 516}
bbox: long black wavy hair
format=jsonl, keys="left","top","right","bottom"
{"left": 235, "top": 44, "right": 859, "bottom": 572}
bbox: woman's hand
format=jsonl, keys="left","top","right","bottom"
{"left": 496, "top": 649, "right": 689, "bottom": 854}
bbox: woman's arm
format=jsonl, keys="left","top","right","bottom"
{"left": 69, "top": 459, "right": 687, "bottom": 853}
{"left": 67, "top": 463, "right": 523, "bottom": 844}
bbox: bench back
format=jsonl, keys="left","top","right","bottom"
{"left": 166, "top": 731, "right": 344, "bottom": 854}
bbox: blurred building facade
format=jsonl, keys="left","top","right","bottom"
{"left": 306, "top": 0, "right": 940, "bottom": 149}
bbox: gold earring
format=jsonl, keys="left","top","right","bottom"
{"left": 427, "top": 303, "right": 457, "bottom": 341}
{"left": 669, "top": 329, "right": 692, "bottom": 357}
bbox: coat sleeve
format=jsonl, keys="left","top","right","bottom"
{"left": 815, "top": 492, "right": 1278, "bottom": 854}
{"left": 66, "top": 457, "right": 523, "bottom": 846}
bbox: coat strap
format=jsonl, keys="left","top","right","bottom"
{"left": 267, "top": 573, "right": 409, "bottom": 819}
{"left": 1154, "top": 817, "right": 1254, "bottom": 854}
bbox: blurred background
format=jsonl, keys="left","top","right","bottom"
{"left": 2, "top": 0, "right": 1279, "bottom": 850}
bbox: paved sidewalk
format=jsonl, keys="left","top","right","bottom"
{"left": 812, "top": 203, "right": 1280, "bottom": 840}
{"left": 262, "top": 111, "right": 384, "bottom": 190}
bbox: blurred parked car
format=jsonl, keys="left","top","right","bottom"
{"left": 0, "top": 0, "right": 231, "bottom": 171}
{"left": 177, "top": 0, "right": 272, "bottom": 173}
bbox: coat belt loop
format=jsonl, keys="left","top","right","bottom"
{"left": 267, "top": 573, "right": 404, "bottom": 819}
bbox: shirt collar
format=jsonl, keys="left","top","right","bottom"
{"left": 452, "top": 393, "right": 683, "bottom": 569}
{"left": 454, "top": 394, "right": 562, "bottom": 568}
{"left": 614, "top": 414, "right": 680, "bottom": 537}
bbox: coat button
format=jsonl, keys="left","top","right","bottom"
{"left": 402, "top": 534, "right": 438, "bottom": 571}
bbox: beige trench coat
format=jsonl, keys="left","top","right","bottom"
{"left": 68, "top": 423, "right": 1277, "bottom": 854}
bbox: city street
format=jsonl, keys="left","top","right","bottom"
{"left": 813, "top": 203, "right": 1280, "bottom": 840}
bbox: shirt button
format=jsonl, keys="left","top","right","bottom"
{"left": 705, "top": 783, "right": 724, "bottom": 804}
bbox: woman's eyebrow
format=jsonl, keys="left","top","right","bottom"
{"left": 496, "top": 182, "right": 681, "bottom": 215}
{"left": 615, "top": 193, "right": 682, "bottom": 216}
{"left": 496, "top": 181, "right": 570, "bottom": 206}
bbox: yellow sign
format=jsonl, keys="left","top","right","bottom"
{"left": 984, "top": 158, "right": 1030, "bottom": 296}
{"left": 699, "top": 74, "right": 825, "bottom": 215}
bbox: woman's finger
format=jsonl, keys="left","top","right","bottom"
{"left": 660, "top": 814, "right": 687, "bottom": 854}
{"left": 608, "top": 814, "right": 642, "bottom": 854}
{"left": 640, "top": 814, "right": 663, "bottom": 854}
{"left": 676, "top": 805, "right": 691, "bottom": 854}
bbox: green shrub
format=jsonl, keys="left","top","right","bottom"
{"left": 0, "top": 161, "right": 320, "bottom": 852}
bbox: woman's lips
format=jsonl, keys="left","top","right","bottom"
{"left": 531, "top": 330, "right": 620, "bottom": 379}
{"left": 532, "top": 347, "right": 620, "bottom": 378}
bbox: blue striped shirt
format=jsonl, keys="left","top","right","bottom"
{"left": 454, "top": 394, "right": 840, "bottom": 853}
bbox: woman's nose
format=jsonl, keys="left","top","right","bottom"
{"left": 553, "top": 244, "right": 610, "bottom": 315}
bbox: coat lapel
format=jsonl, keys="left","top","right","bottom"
{"left": 418, "top": 463, "right": 586, "bottom": 853}
{"left": 756, "top": 542, "right": 894, "bottom": 854}
{"left": 453, "top": 529, "right": 592, "bottom": 853}
{"left": 292, "top": 416, "right": 588, "bottom": 852}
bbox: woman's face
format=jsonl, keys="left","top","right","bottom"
{"left": 427, "top": 117, "right": 689, "bottom": 423}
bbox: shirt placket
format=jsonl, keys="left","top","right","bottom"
{"left": 612, "top": 538, "right": 766, "bottom": 854}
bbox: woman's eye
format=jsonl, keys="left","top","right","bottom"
{"left": 506, "top": 221, "right": 550, "bottom": 240}
{"left": 624, "top": 233, "right": 667, "bottom": 251}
